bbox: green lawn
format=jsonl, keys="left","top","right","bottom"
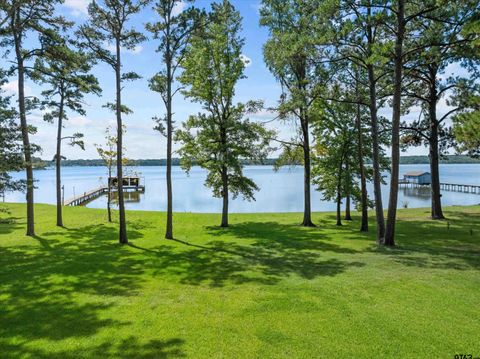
{"left": 0, "top": 203, "right": 479, "bottom": 358}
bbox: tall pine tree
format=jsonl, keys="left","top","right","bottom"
{"left": 0, "top": 0, "right": 70, "bottom": 236}
{"left": 146, "top": 0, "right": 199, "bottom": 239}
{"left": 33, "top": 37, "right": 101, "bottom": 227}
{"left": 78, "top": 0, "right": 147, "bottom": 244}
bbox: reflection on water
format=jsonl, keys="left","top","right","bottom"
{"left": 401, "top": 187, "right": 432, "bottom": 200}
{"left": 110, "top": 191, "right": 143, "bottom": 204}
{"left": 5, "top": 164, "right": 480, "bottom": 213}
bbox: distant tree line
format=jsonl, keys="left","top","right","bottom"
{"left": 34, "top": 155, "right": 480, "bottom": 168}
{"left": 397, "top": 155, "right": 480, "bottom": 165}
{"left": 49, "top": 157, "right": 281, "bottom": 167}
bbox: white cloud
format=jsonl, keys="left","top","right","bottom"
{"left": 438, "top": 63, "right": 468, "bottom": 81}
{"left": 251, "top": 109, "right": 278, "bottom": 120}
{"left": 29, "top": 110, "right": 47, "bottom": 124}
{"left": 172, "top": 1, "right": 186, "bottom": 17}
{"left": 64, "top": 0, "right": 90, "bottom": 17}
{"left": 1, "top": 80, "right": 32, "bottom": 96}
{"left": 1, "top": 81, "right": 18, "bottom": 94}
{"left": 240, "top": 54, "right": 252, "bottom": 67}
{"left": 70, "top": 116, "right": 93, "bottom": 127}
{"left": 130, "top": 45, "right": 143, "bottom": 54}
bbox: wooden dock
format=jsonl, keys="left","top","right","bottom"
{"left": 439, "top": 183, "right": 480, "bottom": 194}
{"left": 399, "top": 181, "right": 480, "bottom": 194}
{"left": 64, "top": 185, "right": 145, "bottom": 206}
{"left": 64, "top": 187, "right": 108, "bottom": 206}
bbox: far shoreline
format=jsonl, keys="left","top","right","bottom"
{"left": 35, "top": 157, "right": 480, "bottom": 170}
{"left": 2, "top": 202, "right": 478, "bottom": 214}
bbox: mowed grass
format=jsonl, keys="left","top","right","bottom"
{"left": 0, "top": 203, "right": 479, "bottom": 358}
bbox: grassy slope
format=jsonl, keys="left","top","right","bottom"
{"left": 0, "top": 203, "right": 479, "bottom": 358}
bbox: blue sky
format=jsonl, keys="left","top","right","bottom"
{"left": 1, "top": 0, "right": 457, "bottom": 160}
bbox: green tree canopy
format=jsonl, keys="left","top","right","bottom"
{"left": 0, "top": 75, "right": 23, "bottom": 194}
{"left": 176, "top": 0, "right": 274, "bottom": 227}
{"left": 453, "top": 93, "right": 480, "bottom": 157}
{"left": 260, "top": 0, "right": 335, "bottom": 227}
{"left": 146, "top": 0, "right": 200, "bottom": 239}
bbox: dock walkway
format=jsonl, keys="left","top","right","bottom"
{"left": 65, "top": 185, "right": 145, "bottom": 206}
{"left": 399, "top": 181, "right": 480, "bottom": 195}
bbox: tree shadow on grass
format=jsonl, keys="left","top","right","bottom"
{"left": 130, "top": 221, "right": 365, "bottom": 287}
{"left": 0, "top": 337, "right": 185, "bottom": 358}
{"left": 7, "top": 208, "right": 478, "bottom": 356}
{"left": 0, "top": 244, "right": 133, "bottom": 340}
{"left": 42, "top": 222, "right": 145, "bottom": 242}
{"left": 0, "top": 214, "right": 22, "bottom": 235}
{"left": 205, "top": 220, "right": 363, "bottom": 253}
{"left": 371, "top": 210, "right": 480, "bottom": 270}
{"left": 0, "top": 222, "right": 187, "bottom": 357}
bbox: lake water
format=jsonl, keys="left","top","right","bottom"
{"left": 4, "top": 164, "right": 480, "bottom": 213}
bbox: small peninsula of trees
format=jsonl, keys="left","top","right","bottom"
{"left": 0, "top": 0, "right": 478, "bottom": 246}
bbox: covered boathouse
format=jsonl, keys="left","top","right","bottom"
{"left": 402, "top": 171, "right": 432, "bottom": 185}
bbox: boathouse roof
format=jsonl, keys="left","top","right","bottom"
{"left": 404, "top": 171, "right": 430, "bottom": 177}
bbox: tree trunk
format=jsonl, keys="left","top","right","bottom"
{"left": 221, "top": 166, "right": 229, "bottom": 227}
{"left": 336, "top": 161, "right": 343, "bottom": 226}
{"left": 116, "top": 39, "right": 128, "bottom": 244}
{"left": 336, "top": 194, "right": 342, "bottom": 226}
{"left": 385, "top": 0, "right": 405, "bottom": 247}
{"left": 355, "top": 99, "right": 368, "bottom": 231}
{"left": 345, "top": 193, "right": 352, "bottom": 221}
{"left": 366, "top": 6, "right": 384, "bottom": 242}
{"left": 165, "top": 113, "right": 173, "bottom": 238}
{"left": 429, "top": 123, "right": 444, "bottom": 219}
{"left": 344, "top": 162, "right": 352, "bottom": 221}
{"left": 301, "top": 118, "right": 315, "bottom": 227}
{"left": 165, "top": 29, "right": 174, "bottom": 239}
{"left": 427, "top": 72, "right": 445, "bottom": 220}
{"left": 107, "top": 165, "right": 112, "bottom": 223}
{"left": 14, "top": 25, "right": 34, "bottom": 236}
{"left": 367, "top": 64, "right": 385, "bottom": 242}
{"left": 55, "top": 90, "right": 65, "bottom": 227}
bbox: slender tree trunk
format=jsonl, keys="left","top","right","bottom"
{"left": 366, "top": 6, "right": 384, "bottom": 242}
{"left": 116, "top": 39, "right": 127, "bottom": 244}
{"left": 367, "top": 64, "right": 385, "bottom": 242}
{"left": 355, "top": 100, "right": 368, "bottom": 231}
{"left": 165, "top": 30, "right": 174, "bottom": 239}
{"left": 344, "top": 161, "right": 352, "bottom": 221}
{"left": 14, "top": 26, "right": 34, "bottom": 236}
{"left": 221, "top": 166, "right": 229, "bottom": 227}
{"left": 219, "top": 118, "right": 229, "bottom": 228}
{"left": 427, "top": 72, "right": 445, "bottom": 219}
{"left": 336, "top": 194, "right": 342, "bottom": 226}
{"left": 345, "top": 193, "right": 352, "bottom": 220}
{"left": 385, "top": 0, "right": 405, "bottom": 246}
{"left": 336, "top": 161, "right": 343, "bottom": 226}
{"left": 55, "top": 91, "right": 65, "bottom": 227}
{"left": 165, "top": 109, "right": 173, "bottom": 238}
{"left": 429, "top": 123, "right": 444, "bottom": 219}
{"left": 301, "top": 118, "right": 315, "bottom": 227}
{"left": 107, "top": 165, "right": 112, "bottom": 223}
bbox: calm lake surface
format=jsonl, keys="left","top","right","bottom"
{"left": 5, "top": 164, "right": 480, "bottom": 213}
